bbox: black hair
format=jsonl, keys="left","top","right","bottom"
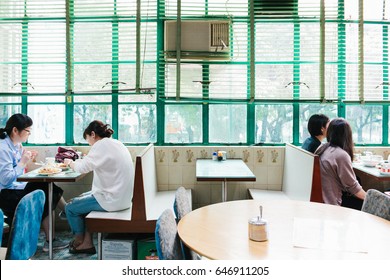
{"left": 83, "top": 120, "right": 114, "bottom": 140}
{"left": 0, "top": 113, "right": 33, "bottom": 139}
{"left": 326, "top": 118, "right": 354, "bottom": 161}
{"left": 307, "top": 114, "right": 330, "bottom": 137}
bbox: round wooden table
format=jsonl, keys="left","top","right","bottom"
{"left": 178, "top": 200, "right": 390, "bottom": 260}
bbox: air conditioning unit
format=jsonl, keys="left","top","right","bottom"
{"left": 164, "top": 20, "right": 230, "bottom": 61}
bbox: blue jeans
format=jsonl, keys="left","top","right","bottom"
{"left": 65, "top": 191, "right": 106, "bottom": 235}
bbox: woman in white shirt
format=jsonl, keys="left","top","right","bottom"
{"left": 64, "top": 120, "right": 134, "bottom": 254}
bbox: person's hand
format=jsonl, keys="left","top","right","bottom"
{"left": 30, "top": 150, "right": 38, "bottom": 157}
{"left": 19, "top": 150, "right": 33, "bottom": 166}
{"left": 63, "top": 158, "right": 73, "bottom": 166}
{"left": 30, "top": 150, "right": 38, "bottom": 162}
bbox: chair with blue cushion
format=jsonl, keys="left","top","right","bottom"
{"left": 155, "top": 209, "right": 184, "bottom": 260}
{"left": 173, "top": 186, "right": 200, "bottom": 260}
{"left": 0, "top": 190, "right": 45, "bottom": 260}
{"left": 173, "top": 186, "right": 192, "bottom": 220}
{"left": 361, "top": 189, "right": 390, "bottom": 221}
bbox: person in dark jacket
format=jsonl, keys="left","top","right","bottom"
{"left": 302, "top": 114, "right": 330, "bottom": 153}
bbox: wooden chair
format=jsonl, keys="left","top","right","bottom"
{"left": 361, "top": 189, "right": 390, "bottom": 221}
{"left": 0, "top": 190, "right": 45, "bottom": 260}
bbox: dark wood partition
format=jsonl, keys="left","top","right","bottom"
{"left": 86, "top": 144, "right": 157, "bottom": 234}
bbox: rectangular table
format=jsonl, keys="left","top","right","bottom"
{"left": 17, "top": 169, "right": 86, "bottom": 259}
{"left": 196, "top": 159, "right": 256, "bottom": 202}
{"left": 352, "top": 162, "right": 390, "bottom": 181}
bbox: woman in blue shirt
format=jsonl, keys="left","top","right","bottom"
{"left": 0, "top": 113, "right": 68, "bottom": 251}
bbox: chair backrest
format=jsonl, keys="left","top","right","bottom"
{"left": 173, "top": 186, "right": 192, "bottom": 220}
{"left": 361, "top": 189, "right": 390, "bottom": 221}
{"left": 155, "top": 209, "right": 183, "bottom": 260}
{"left": 0, "top": 209, "right": 3, "bottom": 247}
{"left": 6, "top": 190, "right": 45, "bottom": 260}
{"left": 173, "top": 186, "right": 198, "bottom": 260}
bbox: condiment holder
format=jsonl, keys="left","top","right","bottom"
{"left": 381, "top": 160, "right": 390, "bottom": 173}
{"left": 217, "top": 151, "right": 227, "bottom": 161}
{"left": 248, "top": 205, "right": 268, "bottom": 242}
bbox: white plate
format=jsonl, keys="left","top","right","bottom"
{"left": 36, "top": 167, "right": 62, "bottom": 175}
{"left": 380, "top": 171, "right": 390, "bottom": 176}
{"left": 364, "top": 163, "right": 378, "bottom": 167}
{"left": 55, "top": 164, "right": 70, "bottom": 171}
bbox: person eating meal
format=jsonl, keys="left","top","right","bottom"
{"left": 63, "top": 120, "right": 134, "bottom": 254}
{"left": 0, "top": 113, "right": 68, "bottom": 251}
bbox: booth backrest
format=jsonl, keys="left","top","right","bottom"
{"left": 129, "top": 143, "right": 177, "bottom": 221}
{"left": 282, "top": 143, "right": 323, "bottom": 203}
{"left": 129, "top": 143, "right": 154, "bottom": 222}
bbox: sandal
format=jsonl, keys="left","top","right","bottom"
{"left": 69, "top": 239, "right": 81, "bottom": 249}
{"left": 69, "top": 246, "right": 96, "bottom": 255}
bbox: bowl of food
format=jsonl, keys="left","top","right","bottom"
{"left": 361, "top": 155, "right": 383, "bottom": 167}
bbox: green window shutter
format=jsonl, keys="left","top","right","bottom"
{"left": 0, "top": 0, "right": 66, "bottom": 95}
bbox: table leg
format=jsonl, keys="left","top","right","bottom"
{"left": 222, "top": 180, "right": 227, "bottom": 202}
{"left": 48, "top": 182, "right": 53, "bottom": 260}
{"left": 97, "top": 233, "right": 102, "bottom": 260}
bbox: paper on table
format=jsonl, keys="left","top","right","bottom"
{"left": 292, "top": 217, "right": 368, "bottom": 254}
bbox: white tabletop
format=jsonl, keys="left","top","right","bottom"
{"left": 196, "top": 159, "right": 256, "bottom": 181}
{"left": 353, "top": 162, "right": 390, "bottom": 181}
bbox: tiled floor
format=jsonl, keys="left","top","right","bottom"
{"left": 31, "top": 231, "right": 97, "bottom": 260}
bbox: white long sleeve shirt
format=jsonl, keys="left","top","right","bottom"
{"left": 73, "top": 138, "right": 134, "bottom": 211}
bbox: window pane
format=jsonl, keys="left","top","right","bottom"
{"left": 164, "top": 64, "right": 203, "bottom": 98}
{"left": 118, "top": 64, "right": 157, "bottom": 97}
{"left": 27, "top": 105, "right": 65, "bottom": 144}
{"left": 74, "top": 64, "right": 112, "bottom": 93}
{"left": 28, "top": 64, "right": 66, "bottom": 94}
{"left": 299, "top": 64, "right": 320, "bottom": 99}
{"left": 165, "top": 105, "right": 202, "bottom": 143}
{"left": 0, "top": 23, "right": 22, "bottom": 63}
{"left": 28, "top": 96, "right": 65, "bottom": 103}
{"left": 209, "top": 65, "right": 247, "bottom": 99}
{"left": 0, "top": 97, "right": 21, "bottom": 102}
{"left": 119, "top": 22, "right": 157, "bottom": 61}
{"left": 73, "top": 105, "right": 112, "bottom": 143}
{"left": 209, "top": 104, "right": 246, "bottom": 143}
{"left": 231, "top": 23, "right": 248, "bottom": 62}
{"left": 118, "top": 92, "right": 156, "bottom": 102}
{"left": 0, "top": 64, "right": 22, "bottom": 94}
{"left": 346, "top": 105, "right": 383, "bottom": 144}
{"left": 256, "top": 23, "right": 294, "bottom": 61}
{"left": 299, "top": 104, "right": 338, "bottom": 143}
{"left": 364, "top": 65, "right": 383, "bottom": 100}
{"left": 74, "top": 23, "right": 112, "bottom": 62}
{"left": 256, "top": 64, "right": 292, "bottom": 99}
{"left": 255, "top": 105, "right": 293, "bottom": 143}
{"left": 0, "top": 105, "right": 21, "bottom": 126}
{"left": 118, "top": 104, "right": 157, "bottom": 143}
{"left": 325, "top": 64, "right": 338, "bottom": 100}
{"left": 74, "top": 95, "right": 112, "bottom": 103}
{"left": 346, "top": 64, "right": 359, "bottom": 100}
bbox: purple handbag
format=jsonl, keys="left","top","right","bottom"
{"left": 55, "top": 147, "right": 79, "bottom": 163}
